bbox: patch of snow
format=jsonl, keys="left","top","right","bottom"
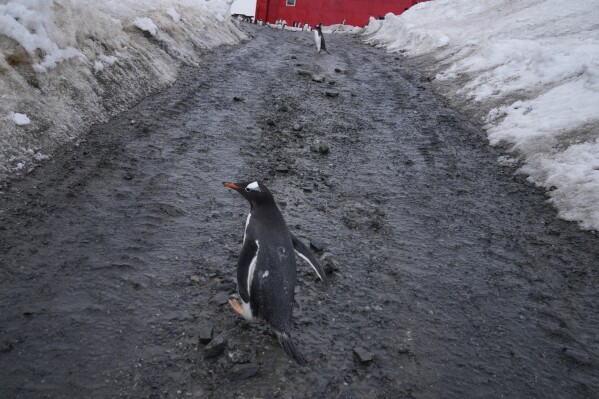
{"left": 167, "top": 7, "right": 181, "bottom": 23}
{"left": 364, "top": 0, "right": 599, "bottom": 230}
{"left": 7, "top": 112, "right": 31, "bottom": 125}
{"left": 0, "top": 0, "right": 246, "bottom": 183}
{"left": 134, "top": 17, "right": 158, "bottom": 36}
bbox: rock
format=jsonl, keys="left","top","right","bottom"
{"left": 318, "top": 143, "right": 330, "bottom": 154}
{"left": 338, "top": 387, "right": 356, "bottom": 399}
{"left": 205, "top": 335, "right": 227, "bottom": 358}
{"left": 189, "top": 275, "right": 201, "bottom": 283}
{"left": 276, "top": 164, "right": 289, "bottom": 173}
{"left": 278, "top": 103, "right": 292, "bottom": 112}
{"left": 310, "top": 239, "right": 327, "bottom": 252}
{"left": 312, "top": 74, "right": 325, "bottom": 83}
{"left": 290, "top": 55, "right": 297, "bottom": 59}
{"left": 303, "top": 187, "right": 313, "bottom": 193}
{"left": 328, "top": 80, "right": 336, "bottom": 85}
{"left": 198, "top": 323, "right": 214, "bottom": 344}
{"left": 233, "top": 96, "right": 244, "bottom": 102}
{"left": 325, "top": 90, "right": 339, "bottom": 98}
{"left": 218, "top": 281, "right": 237, "bottom": 293}
{"left": 320, "top": 252, "right": 339, "bottom": 275}
{"left": 210, "top": 292, "right": 229, "bottom": 305}
{"left": 315, "top": 376, "right": 330, "bottom": 393}
{"left": 353, "top": 347, "right": 374, "bottom": 364}
{"left": 267, "top": 119, "right": 276, "bottom": 126}
{"left": 292, "top": 123, "right": 302, "bottom": 131}
{"left": 228, "top": 364, "right": 260, "bottom": 381}
{"left": 228, "top": 350, "right": 251, "bottom": 364}
{"left": 297, "top": 69, "right": 312, "bottom": 76}
{"left": 334, "top": 68, "right": 346, "bottom": 74}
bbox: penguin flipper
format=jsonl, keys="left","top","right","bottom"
{"left": 290, "top": 233, "right": 326, "bottom": 281}
{"left": 237, "top": 239, "right": 258, "bottom": 303}
{"left": 276, "top": 330, "right": 307, "bottom": 366}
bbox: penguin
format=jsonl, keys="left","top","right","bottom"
{"left": 223, "top": 181, "right": 326, "bottom": 365}
{"left": 314, "top": 23, "right": 329, "bottom": 54}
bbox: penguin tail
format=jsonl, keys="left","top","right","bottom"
{"left": 275, "top": 330, "right": 307, "bottom": 366}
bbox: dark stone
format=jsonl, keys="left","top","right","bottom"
{"left": 328, "top": 80, "right": 336, "bottom": 85}
{"left": 205, "top": 335, "right": 227, "bottom": 358}
{"left": 338, "top": 387, "right": 356, "bottom": 399}
{"left": 353, "top": 347, "right": 374, "bottom": 364}
{"left": 228, "top": 364, "right": 259, "bottom": 380}
{"left": 297, "top": 69, "right": 312, "bottom": 76}
{"left": 325, "top": 90, "right": 339, "bottom": 98}
{"left": 267, "top": 119, "right": 276, "bottom": 126}
{"left": 315, "top": 376, "right": 330, "bottom": 393}
{"left": 318, "top": 144, "right": 330, "bottom": 154}
{"left": 310, "top": 239, "right": 327, "bottom": 252}
{"left": 233, "top": 96, "right": 244, "bottom": 102}
{"left": 303, "top": 187, "right": 313, "bottom": 193}
{"left": 198, "top": 323, "right": 214, "bottom": 344}
{"left": 210, "top": 292, "right": 229, "bottom": 305}
{"left": 334, "top": 68, "right": 345, "bottom": 74}
{"left": 279, "top": 104, "right": 292, "bottom": 112}
{"left": 322, "top": 254, "right": 339, "bottom": 274}
{"left": 276, "top": 164, "right": 289, "bottom": 173}
{"left": 291, "top": 55, "right": 297, "bottom": 59}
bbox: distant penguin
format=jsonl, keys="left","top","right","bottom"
{"left": 314, "top": 23, "right": 329, "bottom": 54}
{"left": 223, "top": 181, "right": 326, "bottom": 365}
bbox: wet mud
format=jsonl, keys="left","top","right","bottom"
{"left": 1, "top": 25, "right": 598, "bottom": 398}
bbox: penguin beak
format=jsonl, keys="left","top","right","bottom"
{"left": 223, "top": 182, "right": 239, "bottom": 189}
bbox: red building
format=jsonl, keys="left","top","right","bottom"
{"left": 255, "top": 0, "right": 426, "bottom": 27}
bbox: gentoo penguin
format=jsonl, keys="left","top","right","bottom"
{"left": 223, "top": 181, "right": 326, "bottom": 365}
{"left": 314, "top": 23, "right": 329, "bottom": 54}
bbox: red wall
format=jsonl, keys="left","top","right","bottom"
{"left": 255, "top": 0, "right": 424, "bottom": 27}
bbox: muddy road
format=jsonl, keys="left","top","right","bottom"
{"left": 1, "top": 24, "right": 598, "bottom": 398}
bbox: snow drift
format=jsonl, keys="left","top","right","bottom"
{"left": 0, "top": 0, "right": 246, "bottom": 182}
{"left": 364, "top": 0, "right": 599, "bottom": 230}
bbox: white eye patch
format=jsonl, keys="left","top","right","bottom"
{"left": 245, "top": 181, "right": 261, "bottom": 192}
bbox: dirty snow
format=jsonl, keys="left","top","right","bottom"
{"left": 0, "top": 0, "right": 245, "bottom": 182}
{"left": 364, "top": 0, "right": 599, "bottom": 230}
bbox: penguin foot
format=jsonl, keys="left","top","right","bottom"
{"left": 229, "top": 299, "right": 244, "bottom": 317}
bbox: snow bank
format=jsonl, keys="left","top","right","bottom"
{"left": 364, "top": 0, "right": 599, "bottom": 230}
{"left": 0, "top": 0, "right": 245, "bottom": 181}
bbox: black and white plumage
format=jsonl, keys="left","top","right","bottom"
{"left": 223, "top": 181, "right": 326, "bottom": 365}
{"left": 314, "top": 23, "right": 329, "bottom": 54}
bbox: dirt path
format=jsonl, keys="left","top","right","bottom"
{"left": 1, "top": 24, "right": 598, "bottom": 398}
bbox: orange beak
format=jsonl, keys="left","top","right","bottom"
{"left": 223, "top": 182, "right": 239, "bottom": 189}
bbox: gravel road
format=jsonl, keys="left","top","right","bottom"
{"left": 1, "top": 24, "right": 598, "bottom": 398}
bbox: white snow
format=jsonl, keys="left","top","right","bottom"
{"left": 0, "top": 0, "right": 246, "bottom": 182}
{"left": 364, "top": 0, "right": 599, "bottom": 230}
{"left": 134, "top": 17, "right": 158, "bottom": 36}
{"left": 167, "top": 7, "right": 181, "bottom": 23}
{"left": 7, "top": 112, "right": 31, "bottom": 125}
{"left": 230, "top": 0, "right": 255, "bottom": 16}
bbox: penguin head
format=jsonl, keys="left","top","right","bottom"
{"left": 223, "top": 181, "right": 275, "bottom": 207}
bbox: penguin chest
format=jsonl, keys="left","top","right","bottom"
{"left": 314, "top": 31, "right": 321, "bottom": 51}
{"left": 244, "top": 242, "right": 296, "bottom": 320}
